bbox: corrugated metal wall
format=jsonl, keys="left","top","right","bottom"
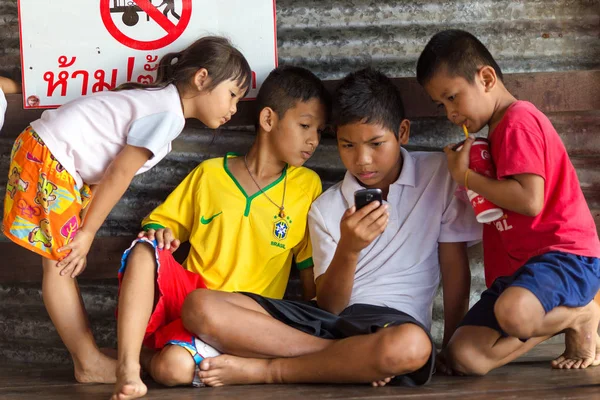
{"left": 0, "top": 0, "right": 599, "bottom": 364}
{"left": 277, "top": 0, "right": 600, "bottom": 77}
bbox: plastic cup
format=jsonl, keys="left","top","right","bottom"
{"left": 454, "top": 138, "right": 503, "bottom": 223}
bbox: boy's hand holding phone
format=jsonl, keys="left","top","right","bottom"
{"left": 338, "top": 189, "right": 389, "bottom": 254}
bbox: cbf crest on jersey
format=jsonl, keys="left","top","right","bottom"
{"left": 273, "top": 219, "right": 289, "bottom": 240}
{"left": 272, "top": 215, "right": 293, "bottom": 241}
{"left": 270, "top": 215, "right": 292, "bottom": 250}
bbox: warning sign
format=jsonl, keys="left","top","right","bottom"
{"left": 18, "top": 0, "right": 277, "bottom": 108}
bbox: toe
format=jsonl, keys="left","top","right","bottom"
{"left": 552, "top": 355, "right": 566, "bottom": 365}
{"left": 203, "top": 377, "right": 223, "bottom": 387}
{"left": 200, "top": 359, "right": 210, "bottom": 371}
{"left": 581, "top": 357, "right": 594, "bottom": 369}
{"left": 198, "top": 370, "right": 210, "bottom": 379}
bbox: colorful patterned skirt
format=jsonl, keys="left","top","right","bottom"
{"left": 2, "top": 126, "right": 92, "bottom": 260}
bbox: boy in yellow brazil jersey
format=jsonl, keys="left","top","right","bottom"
{"left": 112, "top": 66, "right": 331, "bottom": 398}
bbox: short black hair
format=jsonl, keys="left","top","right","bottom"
{"left": 416, "top": 29, "right": 503, "bottom": 86}
{"left": 332, "top": 68, "right": 405, "bottom": 138}
{"left": 255, "top": 66, "right": 331, "bottom": 129}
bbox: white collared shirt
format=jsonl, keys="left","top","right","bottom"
{"left": 308, "top": 148, "right": 481, "bottom": 329}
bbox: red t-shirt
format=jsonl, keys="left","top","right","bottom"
{"left": 482, "top": 101, "right": 600, "bottom": 287}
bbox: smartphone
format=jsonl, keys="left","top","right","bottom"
{"left": 354, "top": 188, "right": 383, "bottom": 210}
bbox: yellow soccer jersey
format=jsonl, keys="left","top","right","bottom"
{"left": 142, "top": 153, "right": 322, "bottom": 299}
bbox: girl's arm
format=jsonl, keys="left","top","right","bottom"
{"left": 57, "top": 145, "right": 152, "bottom": 277}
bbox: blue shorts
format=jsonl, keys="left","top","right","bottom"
{"left": 459, "top": 251, "right": 600, "bottom": 337}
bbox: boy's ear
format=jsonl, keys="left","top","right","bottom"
{"left": 194, "top": 68, "right": 209, "bottom": 91}
{"left": 398, "top": 119, "right": 410, "bottom": 145}
{"left": 259, "top": 107, "right": 278, "bottom": 133}
{"left": 478, "top": 66, "right": 497, "bottom": 92}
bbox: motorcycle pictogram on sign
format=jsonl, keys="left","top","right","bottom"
{"left": 100, "top": 0, "right": 191, "bottom": 50}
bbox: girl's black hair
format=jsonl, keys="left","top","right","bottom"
{"left": 115, "top": 36, "right": 252, "bottom": 95}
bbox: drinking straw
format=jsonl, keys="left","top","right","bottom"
{"left": 462, "top": 124, "right": 469, "bottom": 139}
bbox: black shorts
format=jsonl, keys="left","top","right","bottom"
{"left": 240, "top": 292, "right": 435, "bottom": 386}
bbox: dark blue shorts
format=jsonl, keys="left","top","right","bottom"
{"left": 459, "top": 251, "right": 600, "bottom": 337}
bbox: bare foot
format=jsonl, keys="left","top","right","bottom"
{"left": 74, "top": 351, "right": 118, "bottom": 383}
{"left": 198, "top": 355, "right": 395, "bottom": 387}
{"left": 197, "top": 355, "right": 271, "bottom": 386}
{"left": 371, "top": 376, "right": 393, "bottom": 387}
{"left": 594, "top": 332, "right": 600, "bottom": 367}
{"left": 551, "top": 301, "right": 600, "bottom": 369}
{"left": 552, "top": 333, "right": 600, "bottom": 369}
{"left": 111, "top": 364, "right": 147, "bottom": 400}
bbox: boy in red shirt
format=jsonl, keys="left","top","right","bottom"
{"left": 417, "top": 29, "right": 600, "bottom": 374}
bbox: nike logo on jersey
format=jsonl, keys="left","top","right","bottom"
{"left": 200, "top": 212, "right": 222, "bottom": 225}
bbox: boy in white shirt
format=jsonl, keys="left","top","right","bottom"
{"left": 179, "top": 68, "right": 481, "bottom": 387}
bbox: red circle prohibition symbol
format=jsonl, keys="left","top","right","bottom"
{"left": 100, "top": 0, "right": 192, "bottom": 50}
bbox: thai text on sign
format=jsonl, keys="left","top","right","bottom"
{"left": 19, "top": 0, "right": 277, "bottom": 108}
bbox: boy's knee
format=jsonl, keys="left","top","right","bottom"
{"left": 495, "top": 289, "right": 543, "bottom": 338}
{"left": 375, "top": 324, "right": 431, "bottom": 375}
{"left": 181, "top": 289, "right": 216, "bottom": 335}
{"left": 446, "top": 340, "right": 492, "bottom": 376}
{"left": 152, "top": 345, "right": 195, "bottom": 387}
{"left": 127, "top": 242, "right": 156, "bottom": 266}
